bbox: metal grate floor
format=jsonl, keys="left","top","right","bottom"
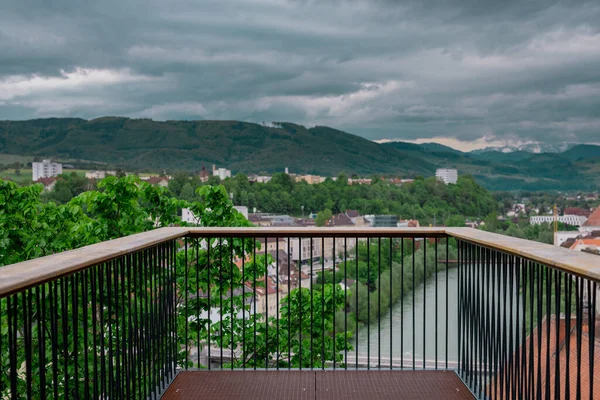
{"left": 161, "top": 370, "right": 474, "bottom": 399}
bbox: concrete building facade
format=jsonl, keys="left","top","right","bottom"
{"left": 32, "top": 160, "right": 62, "bottom": 181}
{"left": 435, "top": 168, "right": 458, "bottom": 185}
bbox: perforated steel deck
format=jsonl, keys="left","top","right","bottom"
{"left": 161, "top": 370, "right": 474, "bottom": 399}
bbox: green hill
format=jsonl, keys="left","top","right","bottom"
{"left": 0, "top": 117, "right": 598, "bottom": 191}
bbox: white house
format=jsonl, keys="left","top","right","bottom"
{"left": 85, "top": 170, "right": 116, "bottom": 179}
{"left": 32, "top": 160, "right": 62, "bottom": 181}
{"left": 212, "top": 165, "right": 231, "bottom": 180}
{"left": 435, "top": 168, "right": 458, "bottom": 185}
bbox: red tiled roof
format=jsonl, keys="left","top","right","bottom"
{"left": 345, "top": 209, "right": 360, "bottom": 218}
{"left": 570, "top": 238, "right": 600, "bottom": 250}
{"left": 35, "top": 177, "right": 57, "bottom": 186}
{"left": 488, "top": 316, "right": 600, "bottom": 399}
{"left": 583, "top": 206, "right": 600, "bottom": 227}
{"left": 146, "top": 176, "right": 169, "bottom": 185}
{"left": 327, "top": 213, "right": 353, "bottom": 227}
{"left": 564, "top": 207, "right": 591, "bottom": 217}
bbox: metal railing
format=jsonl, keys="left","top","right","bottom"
{"left": 0, "top": 227, "right": 598, "bottom": 399}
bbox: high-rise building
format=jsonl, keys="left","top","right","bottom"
{"left": 435, "top": 168, "right": 458, "bottom": 185}
{"left": 32, "top": 160, "right": 62, "bottom": 181}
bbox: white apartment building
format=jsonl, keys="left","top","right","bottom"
{"left": 212, "top": 165, "right": 231, "bottom": 180}
{"left": 435, "top": 168, "right": 458, "bottom": 185}
{"left": 530, "top": 215, "right": 588, "bottom": 227}
{"left": 32, "top": 160, "right": 62, "bottom": 181}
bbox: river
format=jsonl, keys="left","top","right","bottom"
{"left": 350, "top": 268, "right": 460, "bottom": 364}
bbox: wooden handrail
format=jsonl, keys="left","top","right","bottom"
{"left": 446, "top": 227, "right": 600, "bottom": 282}
{"left": 1, "top": 226, "right": 598, "bottom": 297}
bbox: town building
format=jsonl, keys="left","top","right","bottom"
{"left": 144, "top": 176, "right": 170, "bottom": 187}
{"left": 199, "top": 165, "right": 210, "bottom": 183}
{"left": 554, "top": 231, "right": 583, "bottom": 247}
{"left": 248, "top": 214, "right": 271, "bottom": 226}
{"left": 348, "top": 178, "right": 372, "bottom": 185}
{"left": 579, "top": 206, "right": 600, "bottom": 233}
{"left": 563, "top": 207, "right": 592, "bottom": 218}
{"left": 365, "top": 215, "right": 399, "bottom": 227}
{"left": 295, "top": 175, "right": 326, "bottom": 185}
{"left": 212, "top": 165, "right": 231, "bottom": 180}
{"left": 34, "top": 177, "right": 57, "bottom": 192}
{"left": 435, "top": 168, "right": 458, "bottom": 185}
{"left": 248, "top": 175, "right": 272, "bottom": 183}
{"left": 569, "top": 238, "right": 600, "bottom": 253}
{"left": 32, "top": 160, "right": 62, "bottom": 181}
{"left": 530, "top": 214, "right": 588, "bottom": 226}
{"left": 85, "top": 170, "right": 116, "bottom": 179}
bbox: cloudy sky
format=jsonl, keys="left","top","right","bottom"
{"left": 1, "top": 0, "right": 600, "bottom": 150}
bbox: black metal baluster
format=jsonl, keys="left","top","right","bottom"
{"left": 457, "top": 241, "right": 463, "bottom": 378}
{"left": 264, "top": 238, "right": 270, "bottom": 369}
{"left": 298, "top": 237, "right": 303, "bottom": 370}
{"left": 24, "top": 289, "right": 33, "bottom": 399}
{"left": 445, "top": 237, "right": 449, "bottom": 370}
{"left": 62, "top": 277, "right": 71, "bottom": 398}
{"left": 368, "top": 237, "right": 371, "bottom": 370}
{"left": 377, "top": 237, "right": 381, "bottom": 369}
{"left": 434, "top": 237, "right": 438, "bottom": 370}
{"left": 499, "top": 253, "right": 507, "bottom": 400}
{"left": 554, "top": 270, "right": 562, "bottom": 400}
{"left": 142, "top": 250, "right": 151, "bottom": 398}
{"left": 423, "top": 238, "right": 426, "bottom": 370}
{"left": 287, "top": 237, "right": 292, "bottom": 369}
{"left": 242, "top": 238, "right": 246, "bottom": 370}
{"left": 208, "top": 238, "right": 213, "bottom": 371}
{"left": 38, "top": 284, "right": 47, "bottom": 399}
{"left": 412, "top": 237, "right": 415, "bottom": 370}
{"left": 355, "top": 236, "right": 359, "bottom": 370}
{"left": 575, "top": 277, "right": 583, "bottom": 400}
{"left": 231, "top": 239, "right": 235, "bottom": 370}
{"left": 588, "top": 281, "right": 596, "bottom": 400}
{"left": 310, "top": 237, "right": 314, "bottom": 369}
{"left": 321, "top": 237, "right": 325, "bottom": 370}
{"left": 344, "top": 237, "right": 348, "bottom": 370}
{"left": 545, "top": 267, "right": 552, "bottom": 400}
{"left": 389, "top": 237, "right": 393, "bottom": 370}
{"left": 565, "top": 273, "right": 572, "bottom": 400}
{"left": 196, "top": 238, "right": 201, "bottom": 368}
{"left": 333, "top": 237, "right": 337, "bottom": 370}
{"left": 401, "top": 237, "right": 405, "bottom": 370}
{"left": 535, "top": 264, "right": 550, "bottom": 400}
{"left": 252, "top": 238, "right": 256, "bottom": 370}
{"left": 8, "top": 295, "right": 17, "bottom": 399}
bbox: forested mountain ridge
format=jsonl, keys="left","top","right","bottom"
{"left": 0, "top": 117, "right": 598, "bottom": 190}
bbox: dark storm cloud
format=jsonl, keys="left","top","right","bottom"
{"left": 1, "top": 0, "right": 600, "bottom": 149}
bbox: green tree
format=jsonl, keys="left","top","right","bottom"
{"left": 445, "top": 215, "right": 466, "bottom": 227}
{"left": 315, "top": 209, "right": 332, "bottom": 226}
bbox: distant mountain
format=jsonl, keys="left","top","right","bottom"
{"left": 470, "top": 142, "right": 577, "bottom": 154}
{"left": 561, "top": 144, "right": 600, "bottom": 161}
{"left": 0, "top": 118, "right": 598, "bottom": 191}
{"left": 418, "top": 142, "right": 463, "bottom": 154}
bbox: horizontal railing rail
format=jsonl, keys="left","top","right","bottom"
{"left": 0, "top": 227, "right": 598, "bottom": 399}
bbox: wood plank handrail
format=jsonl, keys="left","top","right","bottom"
{"left": 1, "top": 226, "right": 598, "bottom": 297}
